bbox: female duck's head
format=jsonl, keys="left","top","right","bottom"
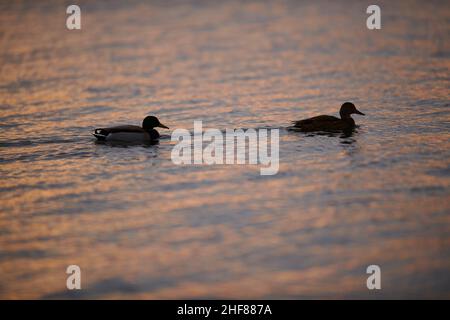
{"left": 339, "top": 102, "right": 365, "bottom": 119}
{"left": 142, "top": 116, "right": 169, "bottom": 130}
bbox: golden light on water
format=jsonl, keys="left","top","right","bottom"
{"left": 0, "top": 0, "right": 449, "bottom": 299}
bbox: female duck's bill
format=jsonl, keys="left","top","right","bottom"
{"left": 93, "top": 115, "right": 169, "bottom": 143}
{"left": 292, "top": 102, "right": 365, "bottom": 133}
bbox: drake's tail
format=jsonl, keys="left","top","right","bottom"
{"left": 93, "top": 128, "right": 108, "bottom": 141}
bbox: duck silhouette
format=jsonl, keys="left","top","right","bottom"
{"left": 292, "top": 102, "right": 365, "bottom": 132}
{"left": 93, "top": 116, "right": 169, "bottom": 143}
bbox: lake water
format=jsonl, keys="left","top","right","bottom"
{"left": 0, "top": 0, "right": 449, "bottom": 299}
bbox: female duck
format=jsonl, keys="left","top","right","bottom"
{"left": 292, "top": 102, "right": 365, "bottom": 132}
{"left": 93, "top": 116, "right": 169, "bottom": 142}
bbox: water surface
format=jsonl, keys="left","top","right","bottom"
{"left": 0, "top": 0, "right": 449, "bottom": 298}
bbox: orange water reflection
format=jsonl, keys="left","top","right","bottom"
{"left": 0, "top": 0, "right": 449, "bottom": 299}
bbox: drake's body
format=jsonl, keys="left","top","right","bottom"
{"left": 93, "top": 116, "right": 168, "bottom": 143}
{"left": 292, "top": 102, "right": 364, "bottom": 132}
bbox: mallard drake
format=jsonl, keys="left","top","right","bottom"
{"left": 93, "top": 116, "right": 169, "bottom": 142}
{"left": 292, "top": 102, "right": 365, "bottom": 132}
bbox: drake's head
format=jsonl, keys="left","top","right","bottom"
{"left": 142, "top": 116, "right": 169, "bottom": 130}
{"left": 339, "top": 102, "right": 365, "bottom": 119}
